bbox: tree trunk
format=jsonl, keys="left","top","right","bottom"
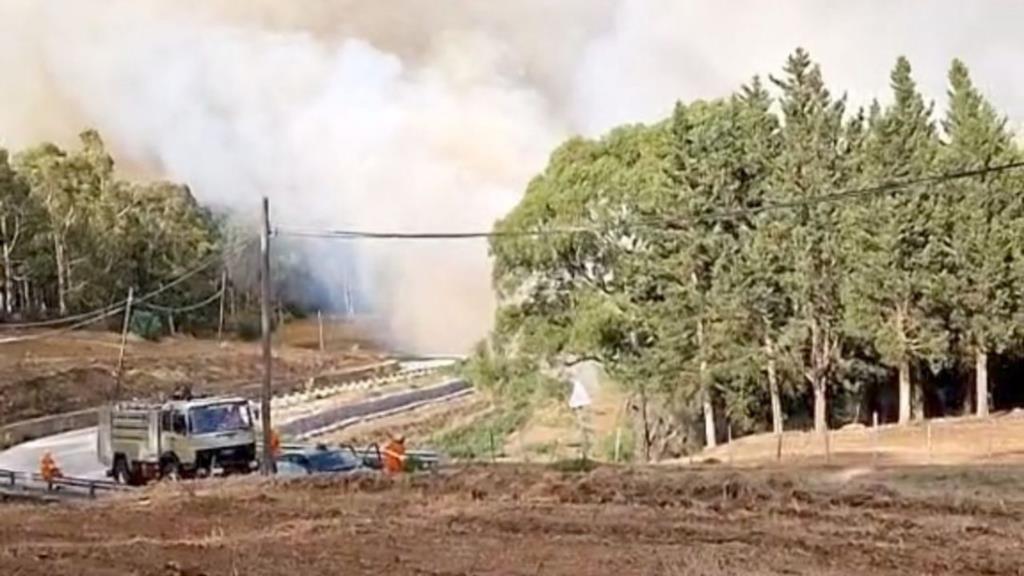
{"left": 912, "top": 376, "right": 925, "bottom": 421}
{"left": 0, "top": 218, "right": 9, "bottom": 316}
{"left": 765, "top": 334, "right": 783, "bottom": 435}
{"left": 975, "top": 347, "right": 989, "bottom": 417}
{"left": 962, "top": 375, "right": 974, "bottom": 416}
{"left": 697, "top": 318, "right": 716, "bottom": 448}
{"left": 895, "top": 305, "right": 913, "bottom": 425}
{"left": 53, "top": 233, "right": 67, "bottom": 316}
{"left": 809, "top": 319, "right": 828, "bottom": 434}
{"left": 813, "top": 379, "right": 827, "bottom": 433}
{"left": 21, "top": 278, "right": 30, "bottom": 314}
{"left": 1, "top": 246, "right": 11, "bottom": 316}
{"left": 636, "top": 385, "right": 652, "bottom": 462}
{"left": 898, "top": 358, "right": 912, "bottom": 425}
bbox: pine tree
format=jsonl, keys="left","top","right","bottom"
{"left": 770, "top": 49, "right": 852, "bottom": 433}
{"left": 938, "top": 60, "right": 1021, "bottom": 417}
{"left": 662, "top": 92, "right": 780, "bottom": 446}
{"left": 842, "top": 57, "right": 945, "bottom": 424}
{"left": 712, "top": 78, "right": 789, "bottom": 435}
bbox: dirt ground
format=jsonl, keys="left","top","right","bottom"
{"left": 2, "top": 464, "right": 1023, "bottom": 575}
{"left": 0, "top": 321, "right": 385, "bottom": 426}
{"left": 701, "top": 410, "right": 1024, "bottom": 467}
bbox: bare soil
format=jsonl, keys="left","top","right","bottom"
{"left": 0, "top": 324, "right": 385, "bottom": 426}
{"left": 2, "top": 464, "right": 1023, "bottom": 575}
{"left": 702, "top": 410, "right": 1024, "bottom": 467}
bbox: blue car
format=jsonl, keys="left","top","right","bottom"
{"left": 274, "top": 444, "right": 365, "bottom": 476}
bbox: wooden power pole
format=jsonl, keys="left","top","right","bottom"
{"left": 113, "top": 286, "right": 134, "bottom": 402}
{"left": 259, "top": 197, "right": 274, "bottom": 475}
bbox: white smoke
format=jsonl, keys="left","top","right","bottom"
{"left": 1, "top": 0, "right": 1023, "bottom": 352}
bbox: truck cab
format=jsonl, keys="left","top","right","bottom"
{"left": 98, "top": 396, "right": 257, "bottom": 485}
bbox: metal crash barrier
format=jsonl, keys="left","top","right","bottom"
{"left": 0, "top": 467, "right": 131, "bottom": 500}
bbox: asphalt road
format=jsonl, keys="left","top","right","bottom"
{"left": 0, "top": 375, "right": 468, "bottom": 479}
{"left": 0, "top": 427, "right": 106, "bottom": 479}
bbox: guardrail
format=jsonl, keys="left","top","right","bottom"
{"left": 0, "top": 467, "right": 130, "bottom": 499}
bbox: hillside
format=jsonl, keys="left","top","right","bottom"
{"left": 0, "top": 318, "right": 385, "bottom": 427}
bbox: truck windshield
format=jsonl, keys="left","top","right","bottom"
{"left": 189, "top": 403, "right": 252, "bottom": 435}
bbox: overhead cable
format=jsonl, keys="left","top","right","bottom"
{"left": 276, "top": 160, "right": 1024, "bottom": 241}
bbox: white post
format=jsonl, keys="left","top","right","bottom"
{"left": 317, "top": 309, "right": 325, "bottom": 352}
{"left": 872, "top": 411, "right": 879, "bottom": 465}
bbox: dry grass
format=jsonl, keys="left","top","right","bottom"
{"left": 3, "top": 464, "right": 1024, "bottom": 575}
{"left": 701, "top": 410, "right": 1024, "bottom": 467}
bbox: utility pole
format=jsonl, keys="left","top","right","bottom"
{"left": 217, "top": 269, "right": 227, "bottom": 342}
{"left": 259, "top": 197, "right": 274, "bottom": 475}
{"left": 113, "top": 287, "right": 134, "bottom": 401}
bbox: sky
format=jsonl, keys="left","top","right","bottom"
{"left": 0, "top": 0, "right": 1022, "bottom": 352}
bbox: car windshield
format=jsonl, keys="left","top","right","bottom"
{"left": 189, "top": 403, "right": 252, "bottom": 435}
{"left": 306, "top": 449, "right": 360, "bottom": 472}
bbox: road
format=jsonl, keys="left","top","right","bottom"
{"left": 0, "top": 427, "right": 105, "bottom": 478}
{"left": 0, "top": 374, "right": 467, "bottom": 479}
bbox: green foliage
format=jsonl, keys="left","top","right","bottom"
{"left": 129, "top": 310, "right": 163, "bottom": 341}
{"left": 462, "top": 331, "right": 563, "bottom": 405}
{"left": 937, "top": 59, "right": 1022, "bottom": 357}
{"left": 0, "top": 130, "right": 228, "bottom": 331}
{"left": 233, "top": 314, "right": 263, "bottom": 342}
{"left": 430, "top": 405, "right": 530, "bottom": 460}
{"left": 598, "top": 426, "right": 635, "bottom": 463}
{"left": 487, "top": 48, "right": 1024, "bottom": 454}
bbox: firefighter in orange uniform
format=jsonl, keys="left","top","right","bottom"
{"left": 40, "top": 451, "right": 63, "bottom": 483}
{"left": 382, "top": 434, "right": 407, "bottom": 474}
{"left": 270, "top": 429, "right": 282, "bottom": 457}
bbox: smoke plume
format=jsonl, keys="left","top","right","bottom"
{"left": 1, "top": 0, "right": 1023, "bottom": 352}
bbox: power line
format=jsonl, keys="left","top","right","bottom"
{"left": 275, "top": 160, "right": 1024, "bottom": 241}
{"left": 276, "top": 226, "right": 591, "bottom": 241}
{"left": 141, "top": 287, "right": 224, "bottom": 315}
{"left": 671, "top": 159, "right": 1024, "bottom": 224}
{"left": 0, "top": 237, "right": 254, "bottom": 344}
{"left": 0, "top": 302, "right": 126, "bottom": 330}
{"left": 0, "top": 304, "right": 126, "bottom": 345}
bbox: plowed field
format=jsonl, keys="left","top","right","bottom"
{"left": 2, "top": 464, "right": 1022, "bottom": 575}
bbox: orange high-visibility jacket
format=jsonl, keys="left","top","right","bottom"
{"left": 270, "top": 430, "right": 281, "bottom": 456}
{"left": 382, "top": 440, "right": 406, "bottom": 474}
{"left": 40, "top": 453, "right": 62, "bottom": 482}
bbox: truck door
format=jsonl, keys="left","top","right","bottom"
{"left": 170, "top": 410, "right": 191, "bottom": 462}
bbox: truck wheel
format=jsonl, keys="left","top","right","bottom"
{"left": 161, "top": 459, "right": 181, "bottom": 482}
{"left": 113, "top": 457, "right": 132, "bottom": 485}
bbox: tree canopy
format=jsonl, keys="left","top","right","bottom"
{"left": 489, "top": 50, "right": 1024, "bottom": 458}
{"left": 0, "top": 131, "right": 228, "bottom": 335}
